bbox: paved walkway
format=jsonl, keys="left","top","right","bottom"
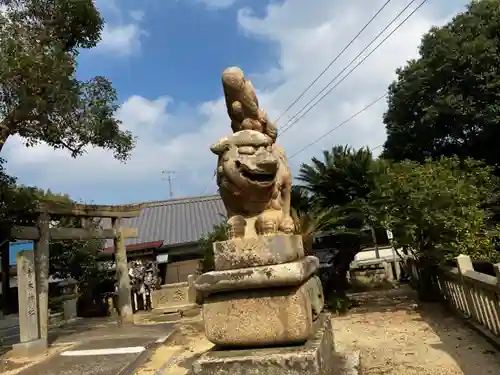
{"left": 134, "top": 286, "right": 500, "bottom": 375}
{"left": 0, "top": 318, "right": 175, "bottom": 375}
{"left": 0, "top": 315, "right": 19, "bottom": 330}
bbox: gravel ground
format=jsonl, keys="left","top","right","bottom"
{"left": 334, "top": 287, "right": 500, "bottom": 375}
{"left": 136, "top": 286, "right": 500, "bottom": 375}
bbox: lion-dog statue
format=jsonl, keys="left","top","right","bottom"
{"left": 211, "top": 67, "right": 294, "bottom": 239}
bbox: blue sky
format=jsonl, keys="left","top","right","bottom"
{"left": 2, "top": 0, "right": 469, "bottom": 204}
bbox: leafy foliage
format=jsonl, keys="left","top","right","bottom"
{"left": 0, "top": 159, "right": 39, "bottom": 231}
{"left": 298, "top": 145, "right": 377, "bottom": 210}
{"left": 0, "top": 170, "right": 110, "bottom": 292}
{"left": 199, "top": 222, "right": 228, "bottom": 273}
{"left": 0, "top": 0, "right": 134, "bottom": 160}
{"left": 383, "top": 0, "right": 500, "bottom": 172}
{"left": 290, "top": 185, "right": 311, "bottom": 214}
{"left": 373, "top": 157, "right": 500, "bottom": 264}
{"left": 296, "top": 146, "right": 381, "bottom": 305}
{"left": 296, "top": 146, "right": 381, "bottom": 244}
{"left": 291, "top": 205, "right": 338, "bottom": 255}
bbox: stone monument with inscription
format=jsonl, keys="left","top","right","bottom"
{"left": 190, "top": 67, "right": 361, "bottom": 375}
{"left": 12, "top": 250, "right": 47, "bottom": 356}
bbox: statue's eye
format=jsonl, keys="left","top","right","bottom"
{"left": 238, "top": 146, "right": 255, "bottom": 155}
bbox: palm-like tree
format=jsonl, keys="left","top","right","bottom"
{"left": 297, "top": 145, "right": 375, "bottom": 209}
{"left": 296, "top": 145, "right": 380, "bottom": 305}
{"left": 291, "top": 205, "right": 337, "bottom": 255}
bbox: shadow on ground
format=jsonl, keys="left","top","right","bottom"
{"left": 347, "top": 287, "right": 419, "bottom": 315}
{"left": 348, "top": 286, "right": 500, "bottom": 375}
{"left": 416, "top": 302, "right": 499, "bottom": 375}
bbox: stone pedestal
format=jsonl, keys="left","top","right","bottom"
{"left": 12, "top": 338, "right": 48, "bottom": 357}
{"left": 195, "top": 235, "right": 322, "bottom": 348}
{"left": 203, "top": 284, "right": 313, "bottom": 347}
{"left": 192, "top": 234, "right": 361, "bottom": 374}
{"left": 190, "top": 313, "right": 361, "bottom": 375}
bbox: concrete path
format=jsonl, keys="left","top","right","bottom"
{"left": 0, "top": 315, "right": 20, "bottom": 343}
{"left": 0, "top": 315, "right": 19, "bottom": 330}
{"left": 0, "top": 320, "right": 175, "bottom": 375}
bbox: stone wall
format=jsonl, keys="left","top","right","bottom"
{"left": 151, "top": 276, "right": 197, "bottom": 309}
{"left": 350, "top": 264, "right": 389, "bottom": 284}
{"left": 165, "top": 259, "right": 201, "bottom": 284}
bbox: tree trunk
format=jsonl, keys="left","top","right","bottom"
{"left": 416, "top": 257, "right": 440, "bottom": 302}
{"left": 0, "top": 126, "right": 10, "bottom": 154}
{"left": 323, "top": 247, "right": 360, "bottom": 311}
{"left": 370, "top": 226, "right": 380, "bottom": 259}
{"left": 303, "top": 236, "right": 313, "bottom": 256}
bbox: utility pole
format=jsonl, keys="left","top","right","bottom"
{"left": 162, "top": 170, "right": 175, "bottom": 198}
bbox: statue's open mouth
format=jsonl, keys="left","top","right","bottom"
{"left": 241, "top": 168, "right": 275, "bottom": 182}
{"left": 235, "top": 161, "right": 276, "bottom": 183}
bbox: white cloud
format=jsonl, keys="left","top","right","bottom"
{"left": 96, "top": 23, "right": 145, "bottom": 56}
{"left": 2, "top": 0, "right": 471, "bottom": 203}
{"left": 130, "top": 10, "right": 145, "bottom": 22}
{"left": 195, "top": 0, "right": 237, "bottom": 10}
{"left": 93, "top": 1, "right": 147, "bottom": 56}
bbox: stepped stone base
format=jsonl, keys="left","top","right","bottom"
{"left": 203, "top": 284, "right": 312, "bottom": 347}
{"left": 191, "top": 313, "right": 362, "bottom": 375}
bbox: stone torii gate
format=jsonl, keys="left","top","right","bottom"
{"left": 1, "top": 201, "right": 142, "bottom": 356}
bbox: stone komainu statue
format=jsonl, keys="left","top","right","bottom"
{"left": 211, "top": 67, "right": 294, "bottom": 239}
{"left": 189, "top": 66, "right": 328, "bottom": 361}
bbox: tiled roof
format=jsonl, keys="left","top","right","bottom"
{"left": 104, "top": 195, "right": 226, "bottom": 250}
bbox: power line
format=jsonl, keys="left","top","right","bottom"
{"left": 288, "top": 94, "right": 387, "bottom": 160}
{"left": 274, "top": 0, "right": 394, "bottom": 125}
{"left": 280, "top": 0, "right": 424, "bottom": 136}
{"left": 201, "top": 169, "right": 216, "bottom": 196}
{"left": 200, "top": 0, "right": 427, "bottom": 193}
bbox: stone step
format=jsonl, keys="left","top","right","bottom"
{"left": 195, "top": 256, "right": 319, "bottom": 294}
{"left": 190, "top": 313, "right": 362, "bottom": 375}
{"left": 154, "top": 303, "right": 198, "bottom": 314}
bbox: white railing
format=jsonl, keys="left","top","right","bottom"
{"left": 409, "top": 255, "right": 500, "bottom": 339}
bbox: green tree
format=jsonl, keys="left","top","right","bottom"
{"left": 291, "top": 205, "right": 337, "bottom": 255}
{"left": 290, "top": 185, "right": 311, "bottom": 215}
{"left": 383, "top": 0, "right": 500, "bottom": 171}
{"left": 290, "top": 185, "right": 336, "bottom": 254}
{"left": 298, "top": 145, "right": 376, "bottom": 210}
{"left": 373, "top": 157, "right": 500, "bottom": 298}
{"left": 374, "top": 157, "right": 499, "bottom": 263}
{"left": 0, "top": 159, "right": 39, "bottom": 229}
{"left": 297, "top": 146, "right": 379, "bottom": 305}
{"left": 199, "top": 222, "right": 228, "bottom": 273}
{"left": 0, "top": 0, "right": 134, "bottom": 159}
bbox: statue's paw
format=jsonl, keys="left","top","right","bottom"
{"left": 256, "top": 215, "right": 279, "bottom": 236}
{"left": 280, "top": 216, "right": 295, "bottom": 234}
{"left": 227, "top": 215, "right": 246, "bottom": 239}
